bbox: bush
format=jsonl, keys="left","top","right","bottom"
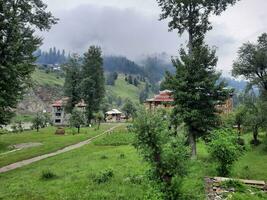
{"left": 119, "top": 153, "right": 125, "bottom": 159}
{"left": 208, "top": 129, "right": 243, "bottom": 177}
{"left": 41, "top": 169, "right": 57, "bottom": 180}
{"left": 93, "top": 169, "right": 114, "bottom": 184}
{"left": 100, "top": 155, "right": 108, "bottom": 160}
{"left": 221, "top": 180, "right": 246, "bottom": 193}
{"left": 133, "top": 109, "right": 190, "bottom": 199}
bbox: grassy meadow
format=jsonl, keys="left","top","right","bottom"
{"left": 0, "top": 125, "right": 267, "bottom": 199}
{"left": 0, "top": 124, "right": 115, "bottom": 167}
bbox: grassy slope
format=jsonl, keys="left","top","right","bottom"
{"left": 106, "top": 74, "right": 147, "bottom": 104}
{"left": 31, "top": 68, "right": 64, "bottom": 87}
{"left": 0, "top": 124, "right": 115, "bottom": 167}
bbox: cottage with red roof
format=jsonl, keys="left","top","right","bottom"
{"left": 145, "top": 90, "right": 174, "bottom": 110}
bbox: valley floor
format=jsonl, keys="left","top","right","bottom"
{"left": 0, "top": 126, "right": 267, "bottom": 200}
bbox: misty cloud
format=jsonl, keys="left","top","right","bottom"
{"left": 39, "top": 0, "right": 267, "bottom": 76}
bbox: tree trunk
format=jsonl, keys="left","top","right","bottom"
{"left": 237, "top": 123, "right": 241, "bottom": 136}
{"left": 78, "top": 126, "right": 80, "bottom": 134}
{"left": 98, "top": 120, "right": 100, "bottom": 130}
{"left": 253, "top": 127, "right": 259, "bottom": 145}
{"left": 189, "top": 131, "right": 196, "bottom": 158}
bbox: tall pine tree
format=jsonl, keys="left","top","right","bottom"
{"left": 81, "top": 46, "right": 105, "bottom": 124}
{"left": 63, "top": 55, "right": 82, "bottom": 113}
{"left": 0, "top": 0, "right": 57, "bottom": 126}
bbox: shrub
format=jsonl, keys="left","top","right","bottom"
{"left": 208, "top": 129, "right": 243, "bottom": 177}
{"left": 100, "top": 155, "right": 108, "bottom": 160}
{"left": 41, "top": 169, "right": 57, "bottom": 180}
{"left": 119, "top": 153, "right": 125, "bottom": 159}
{"left": 133, "top": 109, "right": 190, "bottom": 199}
{"left": 221, "top": 180, "right": 246, "bottom": 193}
{"left": 93, "top": 169, "right": 114, "bottom": 184}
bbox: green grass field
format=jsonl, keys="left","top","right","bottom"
{"left": 0, "top": 124, "right": 114, "bottom": 167}
{"left": 32, "top": 68, "right": 64, "bottom": 87}
{"left": 0, "top": 126, "right": 267, "bottom": 200}
{"left": 106, "top": 74, "right": 148, "bottom": 104}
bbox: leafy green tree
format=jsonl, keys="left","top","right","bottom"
{"left": 157, "top": 0, "right": 238, "bottom": 52}
{"left": 122, "top": 99, "right": 137, "bottom": 120}
{"left": 63, "top": 55, "right": 82, "bottom": 113}
{"left": 156, "top": 0, "right": 238, "bottom": 157}
{"left": 244, "top": 98, "right": 267, "bottom": 145}
{"left": 81, "top": 46, "right": 105, "bottom": 124}
{"left": 165, "top": 45, "right": 230, "bottom": 157}
{"left": 133, "top": 109, "right": 190, "bottom": 199}
{"left": 233, "top": 33, "right": 267, "bottom": 93}
{"left": 32, "top": 113, "right": 45, "bottom": 132}
{"left": 0, "top": 0, "right": 57, "bottom": 126}
{"left": 208, "top": 128, "right": 242, "bottom": 177}
{"left": 69, "top": 109, "right": 86, "bottom": 134}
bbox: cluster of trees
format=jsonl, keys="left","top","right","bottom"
{"left": 229, "top": 33, "right": 267, "bottom": 145}
{"left": 106, "top": 72, "right": 118, "bottom": 86}
{"left": 35, "top": 48, "right": 69, "bottom": 65}
{"left": 0, "top": 0, "right": 57, "bottom": 126}
{"left": 125, "top": 75, "right": 140, "bottom": 87}
{"left": 64, "top": 47, "right": 105, "bottom": 126}
{"left": 133, "top": 0, "right": 240, "bottom": 199}
{"left": 103, "top": 56, "right": 145, "bottom": 76}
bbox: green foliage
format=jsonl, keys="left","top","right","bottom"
{"left": 133, "top": 109, "right": 190, "bottom": 199}
{"left": 167, "top": 45, "right": 230, "bottom": 156}
{"left": 92, "top": 169, "right": 114, "bottom": 184}
{"left": 238, "top": 91, "right": 267, "bottom": 145}
{"left": 220, "top": 180, "right": 246, "bottom": 193}
{"left": 122, "top": 99, "right": 137, "bottom": 120}
{"left": 81, "top": 46, "right": 105, "bottom": 123}
{"left": 233, "top": 33, "right": 267, "bottom": 92}
{"left": 41, "top": 169, "right": 57, "bottom": 180}
{"left": 69, "top": 109, "right": 86, "bottom": 134}
{"left": 63, "top": 55, "right": 82, "bottom": 113}
{"left": 157, "top": 0, "right": 238, "bottom": 49}
{"left": 208, "top": 128, "right": 242, "bottom": 177}
{"left": 32, "top": 112, "right": 46, "bottom": 132}
{"left": 0, "top": 0, "right": 57, "bottom": 126}
{"left": 93, "top": 111, "right": 104, "bottom": 130}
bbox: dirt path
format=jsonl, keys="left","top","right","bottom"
{"left": 0, "top": 125, "right": 120, "bottom": 174}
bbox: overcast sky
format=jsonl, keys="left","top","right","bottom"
{"left": 40, "top": 0, "right": 267, "bottom": 76}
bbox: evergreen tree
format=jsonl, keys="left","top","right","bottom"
{"left": 63, "top": 55, "right": 82, "bottom": 113}
{"left": 0, "top": 0, "right": 57, "bottom": 126}
{"left": 81, "top": 46, "right": 105, "bottom": 124}
{"left": 133, "top": 78, "right": 139, "bottom": 87}
{"left": 166, "top": 45, "right": 229, "bottom": 156}
{"left": 157, "top": 0, "right": 238, "bottom": 157}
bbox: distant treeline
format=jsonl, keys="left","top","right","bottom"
{"left": 35, "top": 47, "right": 69, "bottom": 65}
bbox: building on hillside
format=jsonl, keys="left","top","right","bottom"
{"left": 145, "top": 90, "right": 174, "bottom": 110}
{"left": 105, "top": 109, "right": 125, "bottom": 122}
{"left": 145, "top": 90, "right": 234, "bottom": 114}
{"left": 216, "top": 93, "right": 234, "bottom": 115}
{"left": 51, "top": 99, "right": 86, "bottom": 126}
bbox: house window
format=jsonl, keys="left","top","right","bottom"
{"left": 55, "top": 113, "right": 61, "bottom": 117}
{"left": 55, "top": 119, "right": 61, "bottom": 124}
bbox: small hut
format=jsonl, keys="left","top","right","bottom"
{"left": 105, "top": 109, "right": 124, "bottom": 122}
